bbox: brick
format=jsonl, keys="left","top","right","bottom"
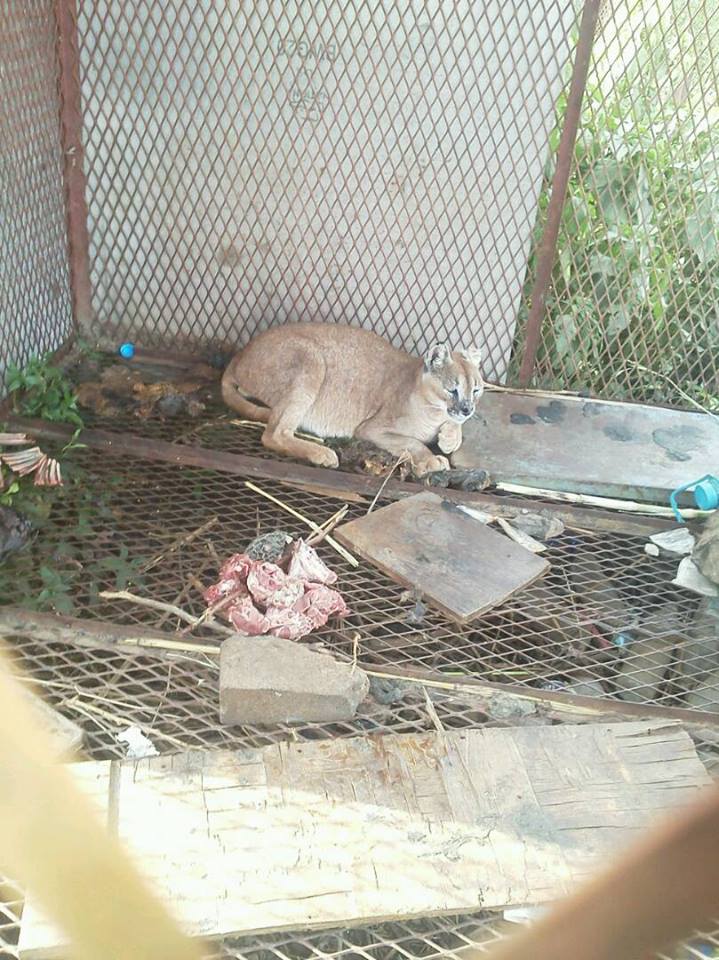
{"left": 219, "top": 635, "right": 369, "bottom": 726}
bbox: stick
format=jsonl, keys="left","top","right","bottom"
{"left": 99, "top": 590, "right": 234, "bottom": 636}
{"left": 496, "top": 482, "right": 710, "bottom": 518}
{"left": 229, "top": 419, "right": 326, "bottom": 444}
{"left": 138, "top": 516, "right": 218, "bottom": 574}
{"left": 0, "top": 607, "right": 221, "bottom": 659}
{"left": 423, "top": 687, "right": 446, "bottom": 741}
{"left": 9, "top": 416, "right": 676, "bottom": 536}
{"left": 626, "top": 362, "right": 719, "bottom": 424}
{"left": 496, "top": 516, "right": 547, "bottom": 553}
{"left": 366, "top": 452, "right": 411, "bottom": 514}
{"left": 244, "top": 480, "right": 358, "bottom": 566}
{"left": 306, "top": 504, "right": 349, "bottom": 547}
{"left": 179, "top": 584, "right": 245, "bottom": 635}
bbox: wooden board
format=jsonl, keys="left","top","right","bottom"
{"left": 334, "top": 491, "right": 549, "bottom": 621}
{"left": 453, "top": 391, "right": 718, "bottom": 502}
{"left": 19, "top": 722, "right": 710, "bottom": 958}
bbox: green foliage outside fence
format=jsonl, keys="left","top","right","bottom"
{"left": 515, "top": 0, "right": 719, "bottom": 409}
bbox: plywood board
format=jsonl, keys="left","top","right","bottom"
{"left": 334, "top": 491, "right": 548, "bottom": 621}
{"left": 19, "top": 722, "right": 710, "bottom": 958}
{"left": 454, "top": 391, "right": 718, "bottom": 501}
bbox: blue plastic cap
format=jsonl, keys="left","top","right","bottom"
{"left": 694, "top": 475, "right": 719, "bottom": 512}
{"left": 119, "top": 342, "right": 135, "bottom": 359}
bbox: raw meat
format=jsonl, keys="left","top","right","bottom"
{"left": 204, "top": 540, "right": 348, "bottom": 641}
{"left": 287, "top": 540, "right": 338, "bottom": 585}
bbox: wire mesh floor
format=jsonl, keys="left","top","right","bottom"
{"left": 2, "top": 387, "right": 719, "bottom": 957}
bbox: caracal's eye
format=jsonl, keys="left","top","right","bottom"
{"left": 449, "top": 386, "right": 459, "bottom": 399}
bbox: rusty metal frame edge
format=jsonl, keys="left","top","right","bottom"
{"left": 4, "top": 606, "right": 719, "bottom": 730}
{"left": 518, "top": 0, "right": 603, "bottom": 387}
{"left": 55, "top": 0, "right": 93, "bottom": 335}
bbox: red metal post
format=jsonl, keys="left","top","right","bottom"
{"left": 55, "top": 0, "right": 93, "bottom": 333}
{"left": 518, "top": 0, "right": 603, "bottom": 387}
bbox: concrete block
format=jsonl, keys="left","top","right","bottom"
{"left": 220, "top": 635, "right": 369, "bottom": 726}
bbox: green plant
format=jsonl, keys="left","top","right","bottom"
{"left": 6, "top": 353, "right": 84, "bottom": 427}
{"left": 514, "top": 0, "right": 719, "bottom": 408}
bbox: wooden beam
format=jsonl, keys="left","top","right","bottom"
{"left": 4, "top": 609, "right": 719, "bottom": 729}
{"left": 8, "top": 416, "right": 674, "bottom": 536}
{"left": 0, "top": 608, "right": 220, "bottom": 659}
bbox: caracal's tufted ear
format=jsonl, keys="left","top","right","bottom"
{"left": 460, "top": 345, "right": 482, "bottom": 369}
{"left": 423, "top": 343, "right": 451, "bottom": 373}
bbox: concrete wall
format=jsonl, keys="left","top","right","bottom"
{"left": 78, "top": 0, "right": 576, "bottom": 379}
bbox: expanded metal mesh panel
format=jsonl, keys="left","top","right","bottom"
{"left": 75, "top": 0, "right": 578, "bottom": 380}
{"left": 2, "top": 433, "right": 718, "bottom": 713}
{"left": 0, "top": 1, "right": 74, "bottom": 388}
{"left": 526, "top": 0, "right": 719, "bottom": 407}
{"left": 1, "top": 436, "right": 719, "bottom": 957}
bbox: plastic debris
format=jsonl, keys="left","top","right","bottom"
{"left": 0, "top": 434, "right": 63, "bottom": 487}
{"left": 117, "top": 726, "right": 159, "bottom": 758}
{"left": 648, "top": 527, "right": 696, "bottom": 556}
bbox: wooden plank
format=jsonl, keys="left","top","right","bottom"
{"left": 18, "top": 722, "right": 709, "bottom": 957}
{"left": 7, "top": 415, "right": 676, "bottom": 537}
{"left": 454, "top": 390, "right": 718, "bottom": 502}
{"left": 335, "top": 492, "right": 549, "bottom": 621}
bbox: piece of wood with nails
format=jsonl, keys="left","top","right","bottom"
{"left": 474, "top": 779, "right": 719, "bottom": 960}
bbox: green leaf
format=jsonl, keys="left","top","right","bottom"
{"left": 606, "top": 303, "right": 634, "bottom": 336}
{"left": 686, "top": 195, "right": 719, "bottom": 263}
{"left": 554, "top": 314, "right": 577, "bottom": 359}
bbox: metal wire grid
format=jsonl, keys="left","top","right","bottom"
{"left": 73, "top": 0, "right": 578, "bottom": 381}
{"left": 1, "top": 620, "right": 719, "bottom": 960}
{"left": 0, "top": 1, "right": 74, "bottom": 388}
{"left": 1, "top": 443, "right": 719, "bottom": 957}
{"left": 528, "top": 0, "right": 719, "bottom": 405}
{"left": 2, "top": 437, "right": 718, "bottom": 713}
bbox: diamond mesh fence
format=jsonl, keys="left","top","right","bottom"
{"left": 0, "top": 1, "right": 74, "bottom": 389}
{"left": 520, "top": 0, "right": 719, "bottom": 407}
{"left": 73, "top": 0, "right": 579, "bottom": 382}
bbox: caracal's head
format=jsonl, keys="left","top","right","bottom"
{"left": 422, "top": 342, "right": 484, "bottom": 423}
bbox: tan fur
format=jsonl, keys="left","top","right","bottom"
{"left": 221, "top": 323, "right": 484, "bottom": 475}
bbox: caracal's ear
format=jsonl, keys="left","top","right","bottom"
{"left": 459, "top": 345, "right": 482, "bottom": 369}
{"left": 423, "top": 343, "right": 451, "bottom": 373}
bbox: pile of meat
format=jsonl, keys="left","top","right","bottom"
{"left": 204, "top": 540, "right": 349, "bottom": 641}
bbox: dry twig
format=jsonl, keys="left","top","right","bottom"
{"left": 244, "top": 480, "right": 358, "bottom": 566}
{"left": 138, "top": 516, "right": 218, "bottom": 574}
{"left": 99, "top": 590, "right": 234, "bottom": 636}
